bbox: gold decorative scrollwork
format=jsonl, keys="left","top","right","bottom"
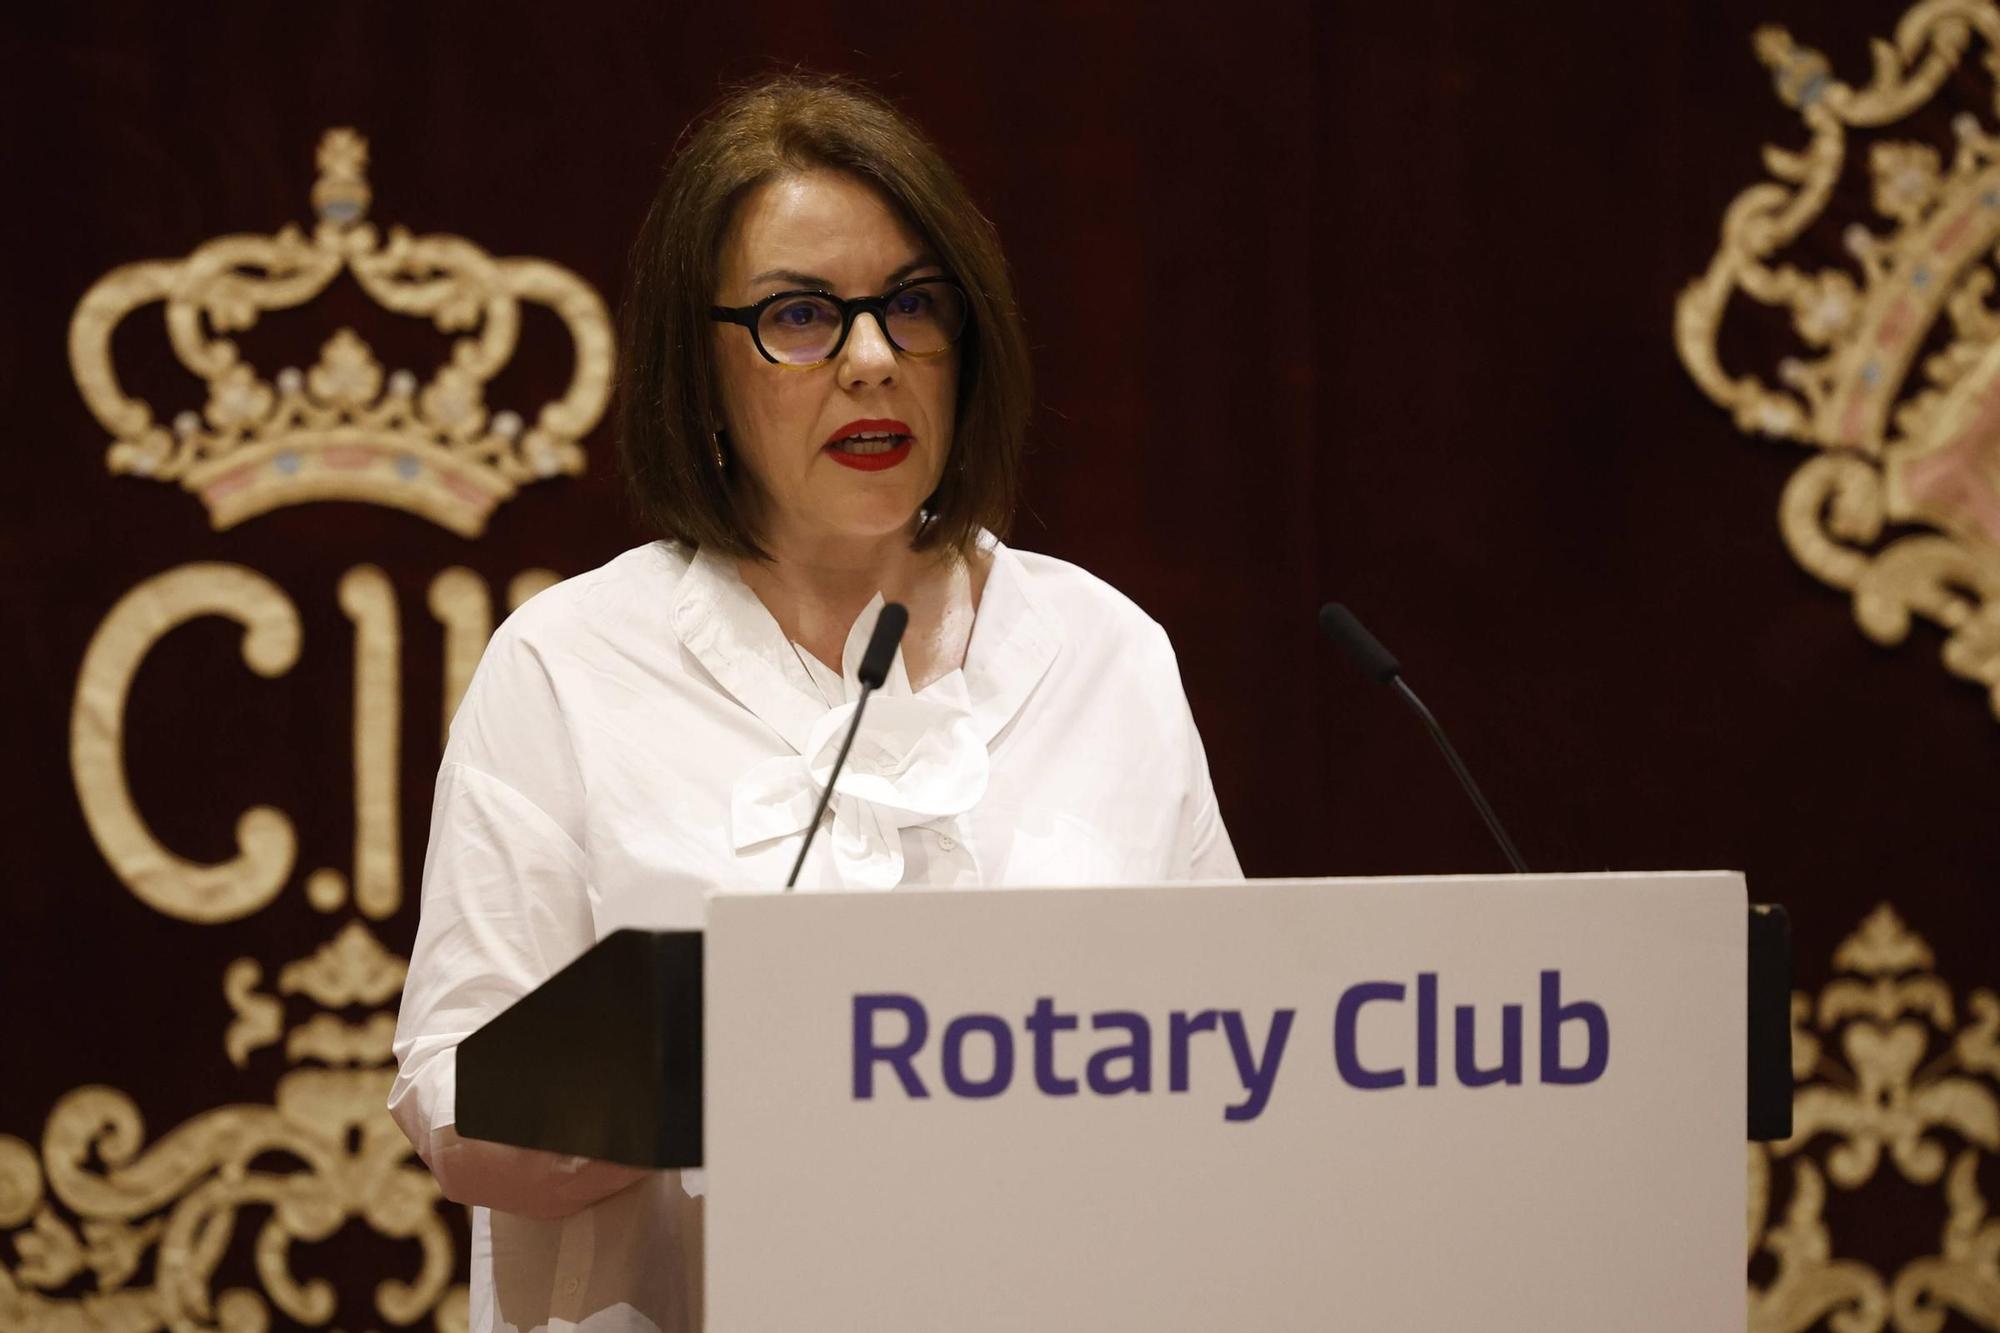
{"left": 1676, "top": 0, "right": 2000, "bottom": 722}
{"left": 26, "top": 561, "right": 564, "bottom": 1327}
{"left": 35, "top": 121, "right": 599, "bottom": 1333}
{"left": 3, "top": 910, "right": 457, "bottom": 1331}
{"left": 286, "top": 1015, "right": 398, "bottom": 1067}
{"left": 278, "top": 921, "right": 407, "bottom": 1010}
{"left": 222, "top": 961, "right": 283, "bottom": 1070}
{"left": 0, "top": 1139, "right": 43, "bottom": 1231}
{"left": 1749, "top": 904, "right": 2000, "bottom": 1332}
{"left": 0, "top": 1078, "right": 463, "bottom": 1333}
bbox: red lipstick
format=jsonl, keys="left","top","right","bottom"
{"left": 824, "top": 418, "right": 914, "bottom": 472}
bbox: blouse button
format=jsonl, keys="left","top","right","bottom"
{"left": 562, "top": 1277, "right": 580, "bottom": 1295}
{"left": 938, "top": 834, "right": 957, "bottom": 851}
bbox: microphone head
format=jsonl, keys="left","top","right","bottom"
{"left": 1318, "top": 602, "right": 1401, "bottom": 685}
{"left": 858, "top": 602, "right": 909, "bottom": 689}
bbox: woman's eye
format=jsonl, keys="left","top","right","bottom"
{"left": 893, "top": 290, "right": 932, "bottom": 316}
{"left": 773, "top": 301, "right": 824, "bottom": 327}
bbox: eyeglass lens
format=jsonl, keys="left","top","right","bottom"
{"left": 758, "top": 281, "right": 968, "bottom": 365}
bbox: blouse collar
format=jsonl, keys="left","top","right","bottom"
{"left": 666, "top": 535, "right": 1062, "bottom": 888}
{"left": 666, "top": 532, "right": 1062, "bottom": 752}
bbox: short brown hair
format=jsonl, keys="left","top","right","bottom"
{"left": 617, "top": 74, "right": 1030, "bottom": 558}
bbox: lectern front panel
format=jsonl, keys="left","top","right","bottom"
{"left": 706, "top": 872, "right": 1745, "bottom": 1332}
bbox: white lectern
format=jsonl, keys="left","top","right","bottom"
{"left": 459, "top": 871, "right": 1780, "bottom": 1332}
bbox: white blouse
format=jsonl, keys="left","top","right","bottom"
{"left": 389, "top": 536, "right": 1241, "bottom": 1333}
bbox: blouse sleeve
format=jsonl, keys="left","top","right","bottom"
{"left": 1177, "top": 694, "right": 1244, "bottom": 881}
{"left": 388, "top": 622, "right": 650, "bottom": 1217}
{"left": 1142, "top": 617, "right": 1242, "bottom": 882}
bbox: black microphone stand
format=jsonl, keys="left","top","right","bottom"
{"left": 784, "top": 602, "right": 909, "bottom": 890}
{"left": 1320, "top": 602, "right": 1528, "bottom": 874}
{"left": 1387, "top": 676, "right": 1528, "bottom": 873}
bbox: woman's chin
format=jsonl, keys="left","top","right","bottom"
{"left": 828, "top": 488, "right": 931, "bottom": 533}
{"left": 797, "top": 501, "right": 926, "bottom": 547}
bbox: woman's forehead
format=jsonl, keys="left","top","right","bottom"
{"left": 720, "top": 169, "right": 928, "bottom": 291}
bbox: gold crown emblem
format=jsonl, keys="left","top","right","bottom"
{"left": 68, "top": 129, "right": 612, "bottom": 537}
{"left": 1677, "top": 1, "right": 2000, "bottom": 721}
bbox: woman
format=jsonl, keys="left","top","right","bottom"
{"left": 390, "top": 74, "right": 1240, "bottom": 1333}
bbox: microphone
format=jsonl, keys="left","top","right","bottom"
{"left": 857, "top": 602, "right": 907, "bottom": 690}
{"left": 785, "top": 602, "right": 909, "bottom": 890}
{"left": 1318, "top": 603, "right": 1528, "bottom": 873}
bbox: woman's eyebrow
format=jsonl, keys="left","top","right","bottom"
{"left": 745, "top": 257, "right": 942, "bottom": 292}
{"left": 748, "top": 267, "right": 832, "bottom": 289}
{"left": 885, "top": 256, "right": 943, "bottom": 285}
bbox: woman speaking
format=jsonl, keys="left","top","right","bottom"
{"left": 391, "top": 74, "right": 1240, "bottom": 1332}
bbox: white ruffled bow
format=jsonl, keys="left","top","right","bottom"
{"left": 729, "top": 597, "right": 989, "bottom": 888}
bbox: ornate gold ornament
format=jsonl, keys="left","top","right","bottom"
{"left": 1677, "top": 0, "right": 2000, "bottom": 722}
{"left": 68, "top": 129, "right": 612, "bottom": 537}
{"left": 10, "top": 561, "right": 560, "bottom": 1331}
{"left": 1749, "top": 905, "right": 2000, "bottom": 1332}
{"left": 0, "top": 897, "right": 455, "bottom": 1333}
{"left": 8, "top": 126, "right": 604, "bottom": 1332}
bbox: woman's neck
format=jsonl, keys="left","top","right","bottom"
{"left": 735, "top": 522, "right": 988, "bottom": 690}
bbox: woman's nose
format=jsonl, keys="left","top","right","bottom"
{"left": 839, "top": 311, "right": 898, "bottom": 386}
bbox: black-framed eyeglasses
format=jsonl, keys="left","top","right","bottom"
{"left": 709, "top": 277, "right": 970, "bottom": 369}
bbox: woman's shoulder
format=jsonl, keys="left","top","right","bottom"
{"left": 492, "top": 541, "right": 691, "bottom": 650}
{"left": 445, "top": 542, "right": 693, "bottom": 763}
{"left": 995, "top": 542, "right": 1173, "bottom": 661}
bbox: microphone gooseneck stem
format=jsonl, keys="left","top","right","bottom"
{"left": 784, "top": 685, "right": 876, "bottom": 890}
{"left": 1388, "top": 676, "right": 1528, "bottom": 873}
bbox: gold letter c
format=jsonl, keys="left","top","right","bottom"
{"left": 70, "top": 563, "right": 299, "bottom": 923}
